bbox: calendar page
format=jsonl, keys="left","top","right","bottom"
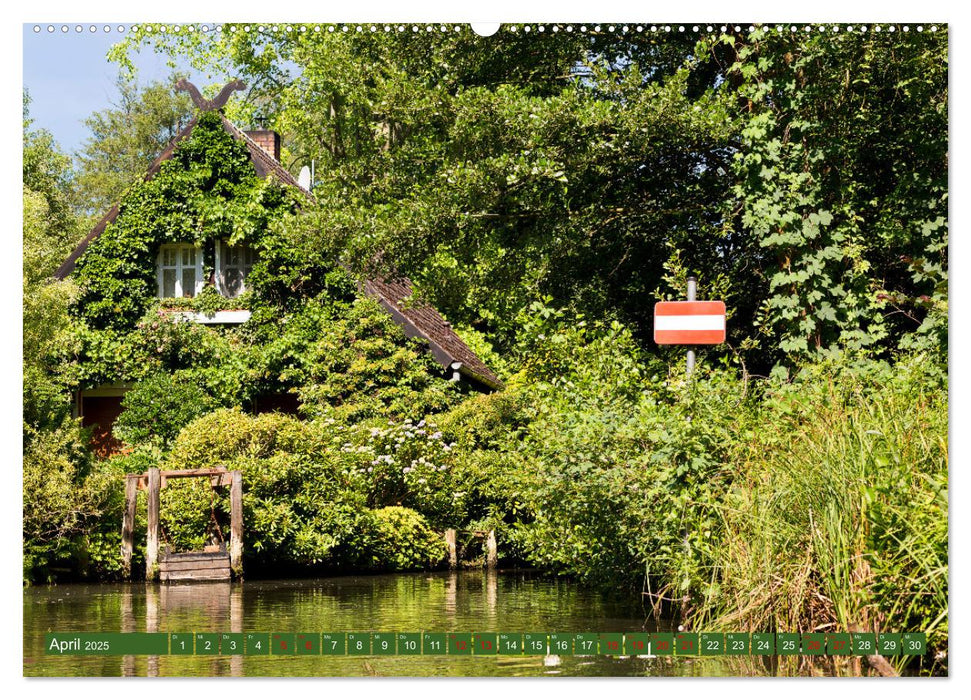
{"left": 20, "top": 13, "right": 948, "bottom": 681}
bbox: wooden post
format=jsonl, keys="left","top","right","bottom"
{"left": 146, "top": 467, "right": 160, "bottom": 581}
{"left": 486, "top": 530, "right": 498, "bottom": 569}
{"left": 445, "top": 529, "right": 458, "bottom": 569}
{"left": 120, "top": 476, "right": 138, "bottom": 578}
{"left": 229, "top": 470, "right": 243, "bottom": 578}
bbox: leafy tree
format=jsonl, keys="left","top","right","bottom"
{"left": 710, "top": 27, "right": 948, "bottom": 363}
{"left": 23, "top": 94, "right": 82, "bottom": 431}
{"left": 111, "top": 27, "right": 737, "bottom": 355}
{"left": 71, "top": 77, "right": 193, "bottom": 217}
{"left": 23, "top": 92, "right": 79, "bottom": 283}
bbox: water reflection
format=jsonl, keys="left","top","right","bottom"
{"left": 25, "top": 570, "right": 734, "bottom": 678}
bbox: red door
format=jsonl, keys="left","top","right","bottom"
{"left": 81, "top": 395, "right": 124, "bottom": 457}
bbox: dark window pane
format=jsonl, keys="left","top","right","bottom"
{"left": 183, "top": 268, "right": 196, "bottom": 298}
{"left": 162, "top": 269, "right": 176, "bottom": 297}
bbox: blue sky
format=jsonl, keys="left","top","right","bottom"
{"left": 22, "top": 23, "right": 207, "bottom": 154}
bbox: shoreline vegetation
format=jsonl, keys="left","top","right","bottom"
{"left": 23, "top": 25, "right": 947, "bottom": 677}
{"left": 22, "top": 337, "right": 949, "bottom": 675}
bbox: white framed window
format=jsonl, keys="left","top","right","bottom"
{"left": 157, "top": 244, "right": 204, "bottom": 298}
{"left": 215, "top": 241, "right": 256, "bottom": 298}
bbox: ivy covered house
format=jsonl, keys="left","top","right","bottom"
{"left": 53, "top": 81, "right": 501, "bottom": 455}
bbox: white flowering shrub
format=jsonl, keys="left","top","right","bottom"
{"left": 326, "top": 417, "right": 466, "bottom": 527}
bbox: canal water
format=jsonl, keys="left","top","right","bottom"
{"left": 24, "top": 570, "right": 780, "bottom": 677}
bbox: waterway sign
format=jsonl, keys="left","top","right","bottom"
{"left": 653, "top": 300, "right": 726, "bottom": 346}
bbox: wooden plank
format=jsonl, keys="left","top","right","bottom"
{"left": 161, "top": 564, "right": 231, "bottom": 575}
{"left": 160, "top": 560, "right": 231, "bottom": 572}
{"left": 162, "top": 566, "right": 231, "bottom": 577}
{"left": 161, "top": 559, "right": 231, "bottom": 571}
{"left": 230, "top": 471, "right": 243, "bottom": 578}
{"left": 120, "top": 476, "right": 138, "bottom": 578}
{"left": 133, "top": 467, "right": 230, "bottom": 490}
{"left": 146, "top": 467, "right": 160, "bottom": 581}
{"left": 161, "top": 556, "right": 228, "bottom": 565}
{"left": 160, "top": 568, "right": 229, "bottom": 576}
{"left": 161, "top": 569, "right": 231, "bottom": 582}
{"left": 160, "top": 571, "right": 231, "bottom": 581}
{"left": 159, "top": 467, "right": 229, "bottom": 478}
{"left": 162, "top": 551, "right": 228, "bottom": 562}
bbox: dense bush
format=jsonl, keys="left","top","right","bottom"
{"left": 471, "top": 313, "right": 751, "bottom": 593}
{"left": 114, "top": 372, "right": 219, "bottom": 447}
{"left": 162, "top": 409, "right": 356, "bottom": 565}
{"left": 159, "top": 409, "right": 457, "bottom": 568}
{"left": 259, "top": 295, "right": 462, "bottom": 422}
{"left": 340, "top": 506, "right": 445, "bottom": 571}
{"left": 422, "top": 308, "right": 947, "bottom": 667}
{"left": 22, "top": 418, "right": 121, "bottom": 582}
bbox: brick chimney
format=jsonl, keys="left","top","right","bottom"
{"left": 245, "top": 129, "right": 281, "bottom": 161}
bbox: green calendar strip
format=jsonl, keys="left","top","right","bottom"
{"left": 44, "top": 633, "right": 169, "bottom": 656}
{"left": 43, "top": 631, "right": 928, "bottom": 657}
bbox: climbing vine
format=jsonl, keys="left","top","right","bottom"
{"left": 73, "top": 111, "right": 299, "bottom": 330}
{"left": 709, "top": 27, "right": 948, "bottom": 359}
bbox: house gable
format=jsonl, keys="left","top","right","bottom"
{"left": 54, "top": 81, "right": 501, "bottom": 390}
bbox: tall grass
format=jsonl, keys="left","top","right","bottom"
{"left": 688, "top": 358, "right": 948, "bottom": 673}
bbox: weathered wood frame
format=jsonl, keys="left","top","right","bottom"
{"left": 121, "top": 466, "right": 243, "bottom": 581}
{"left": 444, "top": 528, "right": 497, "bottom": 569}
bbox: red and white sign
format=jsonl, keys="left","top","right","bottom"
{"left": 653, "top": 301, "right": 726, "bottom": 345}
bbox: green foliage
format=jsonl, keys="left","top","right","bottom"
{"left": 260, "top": 296, "right": 461, "bottom": 422}
{"left": 714, "top": 27, "right": 948, "bottom": 363}
{"left": 114, "top": 373, "right": 219, "bottom": 448}
{"left": 428, "top": 306, "right": 947, "bottom": 665}
{"left": 23, "top": 101, "right": 84, "bottom": 432}
{"left": 487, "top": 310, "right": 745, "bottom": 592}
{"left": 690, "top": 355, "right": 947, "bottom": 667}
{"left": 341, "top": 507, "right": 445, "bottom": 571}
{"left": 159, "top": 410, "right": 461, "bottom": 569}
{"left": 167, "top": 408, "right": 315, "bottom": 468}
{"left": 23, "top": 263, "right": 79, "bottom": 431}
{"left": 72, "top": 110, "right": 299, "bottom": 330}
{"left": 71, "top": 76, "right": 194, "bottom": 217}
{"left": 23, "top": 92, "right": 79, "bottom": 276}
{"left": 22, "top": 419, "right": 105, "bottom": 582}
{"left": 335, "top": 418, "right": 464, "bottom": 528}
{"left": 163, "top": 409, "right": 361, "bottom": 566}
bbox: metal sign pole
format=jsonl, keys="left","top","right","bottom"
{"left": 686, "top": 277, "right": 697, "bottom": 376}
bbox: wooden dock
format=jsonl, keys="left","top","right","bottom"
{"left": 121, "top": 466, "right": 244, "bottom": 581}
{"left": 159, "top": 548, "right": 232, "bottom": 582}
